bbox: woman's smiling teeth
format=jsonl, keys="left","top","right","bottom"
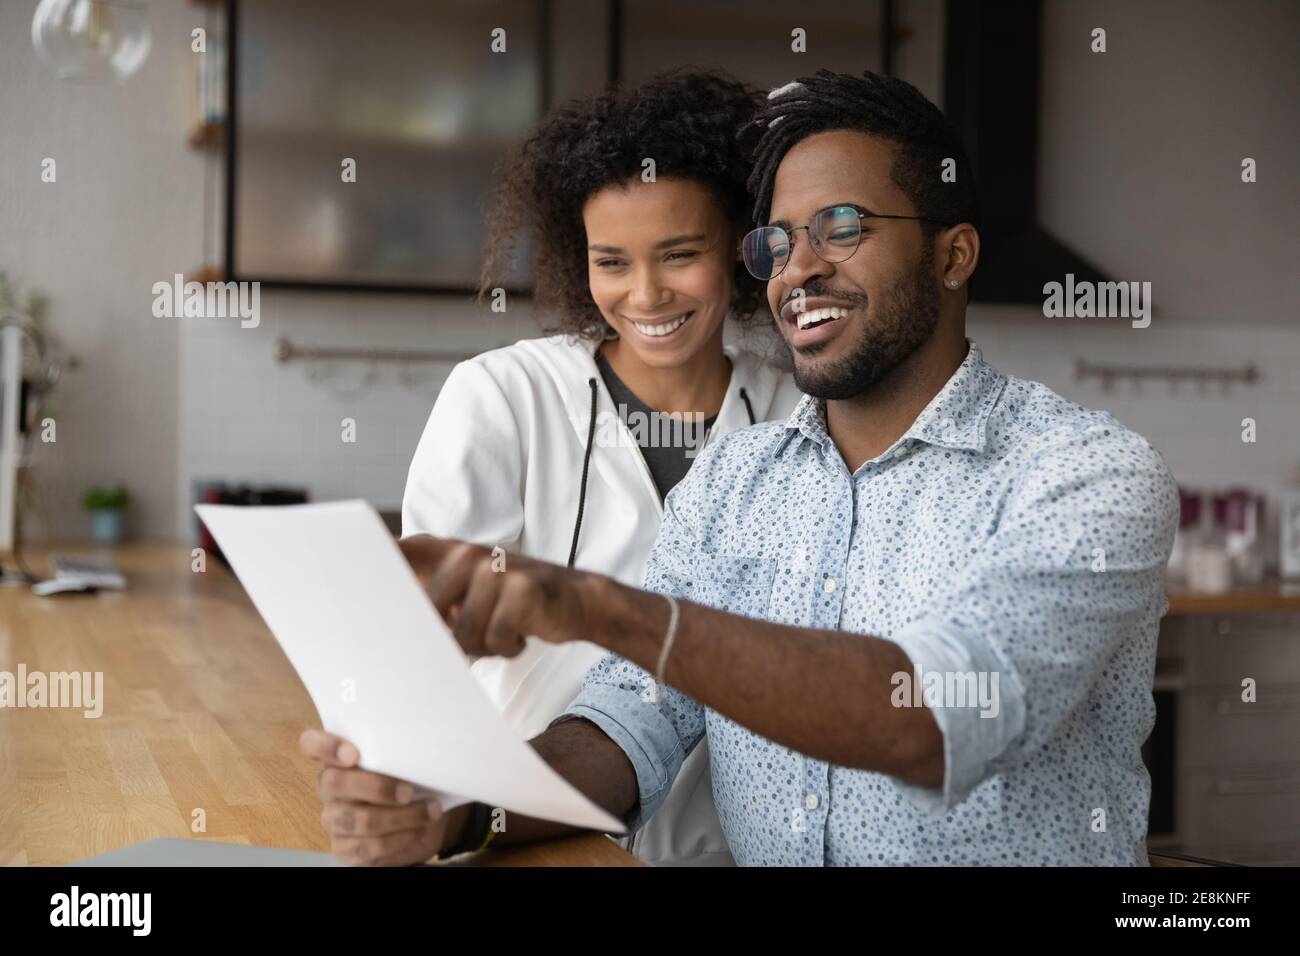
{"left": 631, "top": 311, "right": 692, "bottom": 337}
{"left": 796, "top": 305, "right": 848, "bottom": 330}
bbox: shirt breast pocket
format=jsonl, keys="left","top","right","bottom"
{"left": 690, "top": 553, "right": 777, "bottom": 621}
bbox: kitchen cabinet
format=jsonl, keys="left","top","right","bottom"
{"left": 1152, "top": 604, "right": 1300, "bottom": 866}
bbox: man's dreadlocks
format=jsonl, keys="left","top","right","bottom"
{"left": 745, "top": 70, "right": 981, "bottom": 237}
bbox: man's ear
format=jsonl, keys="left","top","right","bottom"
{"left": 939, "top": 223, "right": 980, "bottom": 290}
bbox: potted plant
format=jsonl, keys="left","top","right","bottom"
{"left": 83, "top": 485, "right": 130, "bottom": 544}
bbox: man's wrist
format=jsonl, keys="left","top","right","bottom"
{"left": 575, "top": 573, "right": 669, "bottom": 664}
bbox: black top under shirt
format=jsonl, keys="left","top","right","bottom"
{"left": 594, "top": 350, "right": 718, "bottom": 502}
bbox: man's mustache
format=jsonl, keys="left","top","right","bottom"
{"left": 778, "top": 280, "right": 869, "bottom": 312}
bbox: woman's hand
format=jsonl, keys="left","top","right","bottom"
{"left": 397, "top": 535, "right": 602, "bottom": 657}
{"left": 299, "top": 729, "right": 468, "bottom": 866}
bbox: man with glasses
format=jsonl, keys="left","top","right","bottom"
{"left": 303, "top": 70, "right": 1178, "bottom": 866}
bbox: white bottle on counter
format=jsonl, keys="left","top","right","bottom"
{"left": 1166, "top": 488, "right": 1202, "bottom": 586}
{"left": 1220, "top": 488, "right": 1266, "bottom": 585}
{"left": 1281, "top": 466, "right": 1300, "bottom": 580}
{"left": 1186, "top": 492, "right": 1233, "bottom": 594}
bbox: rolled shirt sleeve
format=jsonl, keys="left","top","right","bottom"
{"left": 554, "top": 665, "right": 702, "bottom": 832}
{"left": 888, "top": 419, "right": 1179, "bottom": 812}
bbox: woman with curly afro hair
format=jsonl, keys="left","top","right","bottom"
{"left": 399, "top": 69, "right": 801, "bottom": 866}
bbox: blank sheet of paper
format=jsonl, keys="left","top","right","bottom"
{"left": 194, "top": 500, "right": 625, "bottom": 834}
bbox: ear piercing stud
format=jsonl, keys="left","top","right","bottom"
{"left": 947, "top": 279, "right": 959, "bottom": 288}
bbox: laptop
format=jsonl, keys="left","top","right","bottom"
{"left": 73, "top": 839, "right": 344, "bottom": 867}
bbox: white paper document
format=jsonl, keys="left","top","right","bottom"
{"left": 194, "top": 500, "right": 626, "bottom": 834}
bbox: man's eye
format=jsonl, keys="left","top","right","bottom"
{"left": 826, "top": 228, "right": 859, "bottom": 243}
{"left": 666, "top": 251, "right": 700, "bottom": 262}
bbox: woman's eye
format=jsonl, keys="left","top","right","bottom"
{"left": 595, "top": 259, "right": 625, "bottom": 269}
{"left": 665, "top": 251, "right": 700, "bottom": 262}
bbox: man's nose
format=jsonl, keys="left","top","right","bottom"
{"left": 777, "top": 233, "right": 835, "bottom": 302}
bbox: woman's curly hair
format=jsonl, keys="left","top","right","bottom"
{"left": 479, "top": 68, "right": 766, "bottom": 340}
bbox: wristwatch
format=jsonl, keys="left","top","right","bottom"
{"left": 435, "top": 801, "right": 494, "bottom": 860}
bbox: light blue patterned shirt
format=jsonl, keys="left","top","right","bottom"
{"left": 561, "top": 340, "right": 1179, "bottom": 865}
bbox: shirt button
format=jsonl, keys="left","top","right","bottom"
{"left": 804, "top": 793, "right": 820, "bottom": 810}
{"left": 892, "top": 446, "right": 908, "bottom": 459}
{"left": 823, "top": 578, "right": 837, "bottom": 593}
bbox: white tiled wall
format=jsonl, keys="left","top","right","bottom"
{"left": 0, "top": 0, "right": 211, "bottom": 543}
{"left": 177, "top": 290, "right": 538, "bottom": 536}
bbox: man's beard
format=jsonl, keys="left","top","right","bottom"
{"left": 790, "top": 247, "right": 940, "bottom": 401}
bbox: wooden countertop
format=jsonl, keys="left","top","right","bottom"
{"left": 1165, "top": 576, "right": 1300, "bottom": 616}
{"left": 0, "top": 543, "right": 638, "bottom": 868}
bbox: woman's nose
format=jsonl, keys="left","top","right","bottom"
{"left": 627, "top": 266, "right": 670, "bottom": 310}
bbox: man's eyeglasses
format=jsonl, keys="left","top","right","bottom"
{"left": 741, "top": 204, "right": 949, "bottom": 281}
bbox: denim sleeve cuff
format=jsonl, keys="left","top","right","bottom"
{"left": 886, "top": 616, "right": 1026, "bottom": 814}
{"left": 549, "top": 681, "right": 687, "bottom": 832}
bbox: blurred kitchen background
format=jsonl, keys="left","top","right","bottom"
{"left": 1, "top": 0, "right": 1297, "bottom": 864}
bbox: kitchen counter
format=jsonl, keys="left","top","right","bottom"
{"left": 0, "top": 543, "right": 639, "bottom": 867}
{"left": 1166, "top": 577, "right": 1300, "bottom": 616}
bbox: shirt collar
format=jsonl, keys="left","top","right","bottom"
{"left": 774, "top": 339, "right": 1006, "bottom": 459}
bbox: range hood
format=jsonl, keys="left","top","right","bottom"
{"left": 943, "top": 0, "right": 1112, "bottom": 304}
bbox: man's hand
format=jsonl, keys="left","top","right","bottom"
{"left": 398, "top": 535, "right": 604, "bottom": 657}
{"left": 299, "top": 729, "right": 468, "bottom": 866}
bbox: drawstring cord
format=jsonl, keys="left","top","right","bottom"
{"left": 567, "top": 378, "right": 599, "bottom": 569}
{"left": 567, "top": 380, "right": 758, "bottom": 570}
{"left": 739, "top": 386, "right": 756, "bottom": 426}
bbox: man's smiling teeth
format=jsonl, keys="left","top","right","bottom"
{"left": 796, "top": 305, "right": 848, "bottom": 330}
{"left": 633, "top": 312, "right": 690, "bottom": 337}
